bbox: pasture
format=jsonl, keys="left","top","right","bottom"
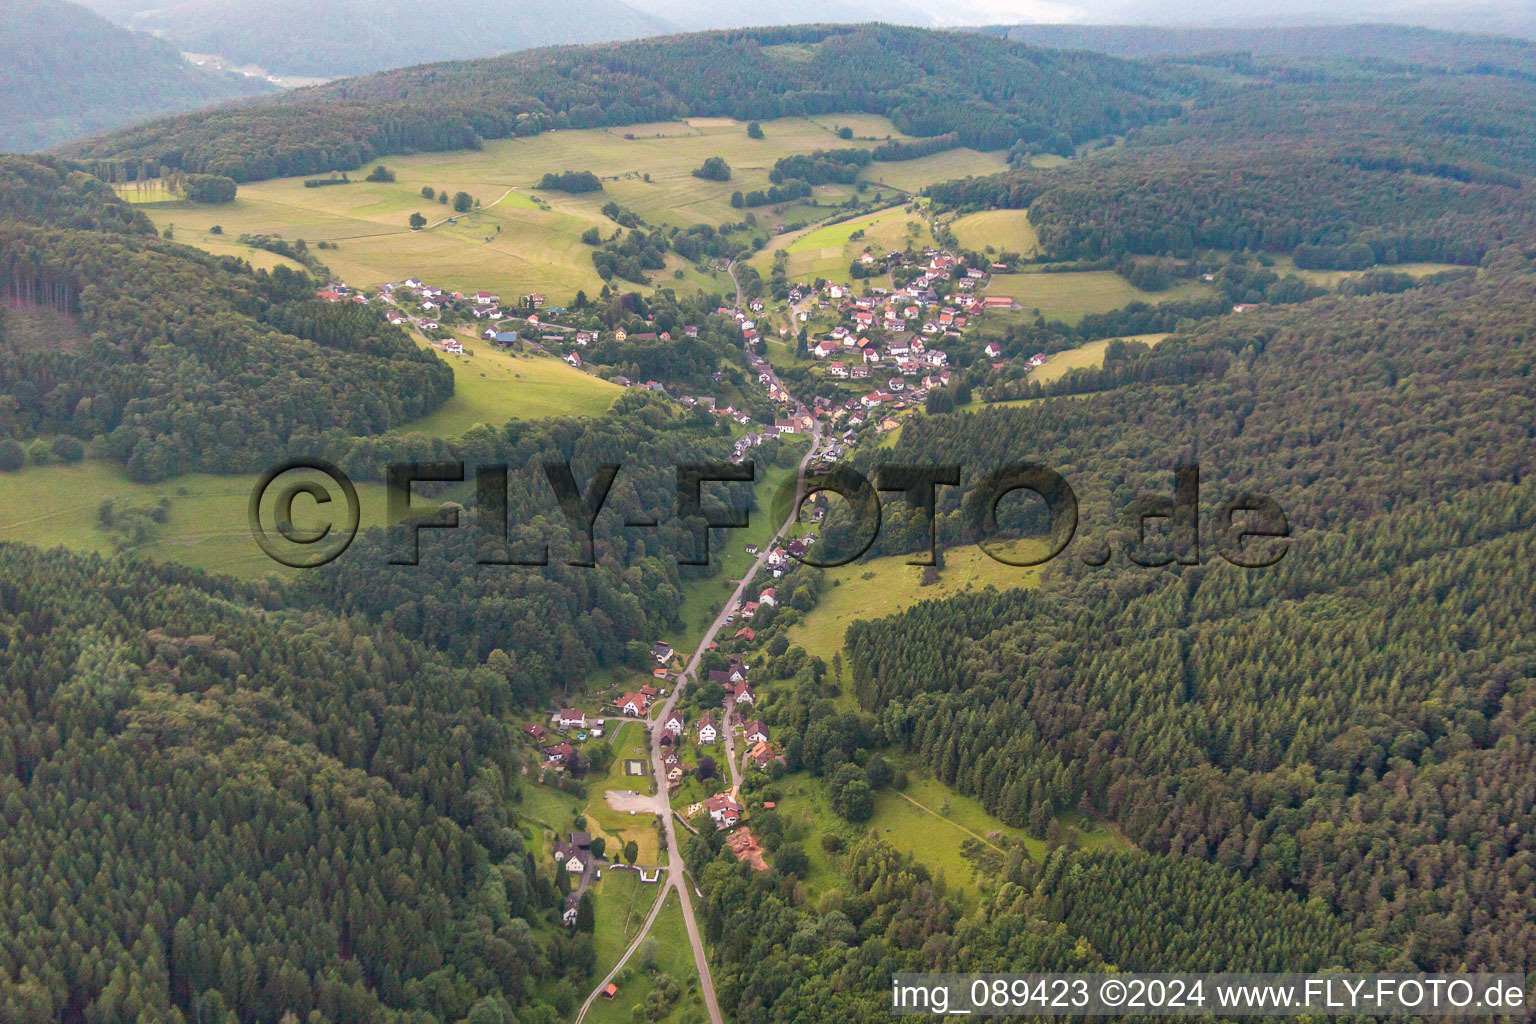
{"left": 947, "top": 208, "right": 1040, "bottom": 256}
{"left": 0, "top": 459, "right": 393, "bottom": 581}
{"left": 1029, "top": 332, "right": 1169, "bottom": 386}
{"left": 128, "top": 115, "right": 1006, "bottom": 306}
{"left": 985, "top": 270, "right": 1213, "bottom": 325}
{"left": 394, "top": 330, "right": 622, "bottom": 436}
{"left": 784, "top": 543, "right": 1043, "bottom": 676}
{"left": 750, "top": 204, "right": 935, "bottom": 281}
{"left": 1269, "top": 256, "right": 1471, "bottom": 289}
{"left": 591, "top": 869, "right": 661, "bottom": 984}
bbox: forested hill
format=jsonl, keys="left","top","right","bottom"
{"left": 924, "top": 59, "right": 1536, "bottom": 268}
{"left": 0, "top": 155, "right": 454, "bottom": 481}
{"left": 827, "top": 253, "right": 1536, "bottom": 976}
{"left": 985, "top": 23, "right": 1536, "bottom": 77}
{"left": 0, "top": 0, "right": 271, "bottom": 153}
{"left": 0, "top": 544, "right": 556, "bottom": 1022}
{"left": 59, "top": 24, "right": 1189, "bottom": 182}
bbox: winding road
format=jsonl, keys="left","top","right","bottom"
{"left": 575, "top": 319, "right": 821, "bottom": 1024}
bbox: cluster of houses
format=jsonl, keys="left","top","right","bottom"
{"left": 764, "top": 537, "right": 815, "bottom": 577}
{"left": 781, "top": 249, "right": 1022, "bottom": 426}
{"left": 527, "top": 709, "right": 609, "bottom": 770}
{"left": 706, "top": 656, "right": 756, "bottom": 708}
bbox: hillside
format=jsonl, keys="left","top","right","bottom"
{"left": 79, "top": 0, "right": 674, "bottom": 78}
{"left": 990, "top": 21, "right": 1536, "bottom": 74}
{"left": 59, "top": 24, "right": 1190, "bottom": 181}
{"left": 0, "top": 0, "right": 271, "bottom": 153}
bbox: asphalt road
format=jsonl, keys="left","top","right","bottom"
{"left": 575, "top": 417, "right": 822, "bottom": 1024}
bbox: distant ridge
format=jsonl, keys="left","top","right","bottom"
{"left": 985, "top": 23, "right": 1536, "bottom": 76}
{"left": 74, "top": 0, "right": 676, "bottom": 78}
{"left": 0, "top": 0, "right": 272, "bottom": 153}
{"left": 60, "top": 24, "right": 1190, "bottom": 183}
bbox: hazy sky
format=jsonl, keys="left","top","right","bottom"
{"left": 946, "top": 0, "right": 1533, "bottom": 33}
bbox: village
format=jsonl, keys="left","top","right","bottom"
{"left": 314, "top": 238, "right": 1048, "bottom": 472}
{"left": 309, "top": 241, "right": 1055, "bottom": 1003}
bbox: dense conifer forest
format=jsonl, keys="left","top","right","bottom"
{"left": 3, "top": 19, "right": 1536, "bottom": 1024}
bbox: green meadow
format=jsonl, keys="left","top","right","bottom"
{"left": 395, "top": 330, "right": 622, "bottom": 436}
{"left": 1029, "top": 332, "right": 1170, "bottom": 385}
{"left": 586, "top": 890, "right": 698, "bottom": 1024}
{"left": 128, "top": 115, "right": 1006, "bottom": 306}
{"left": 0, "top": 459, "right": 393, "bottom": 580}
{"left": 986, "top": 270, "right": 1214, "bottom": 325}
{"left": 769, "top": 763, "right": 1124, "bottom": 905}
{"left": 948, "top": 208, "right": 1040, "bottom": 256}
{"left": 583, "top": 722, "right": 664, "bottom": 867}
{"left": 669, "top": 453, "right": 805, "bottom": 650}
{"left": 591, "top": 869, "right": 661, "bottom": 984}
{"left": 1269, "top": 256, "right": 1471, "bottom": 289}
{"left": 751, "top": 204, "right": 937, "bottom": 281}
{"left": 785, "top": 543, "right": 1043, "bottom": 674}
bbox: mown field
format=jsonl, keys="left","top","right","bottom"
{"left": 395, "top": 330, "right": 622, "bottom": 436}
{"left": 783, "top": 543, "right": 1043, "bottom": 675}
{"left": 0, "top": 459, "right": 394, "bottom": 580}
{"left": 985, "top": 270, "right": 1214, "bottom": 325}
{"left": 947, "top": 208, "right": 1040, "bottom": 256}
{"left": 591, "top": 869, "right": 661, "bottom": 985}
{"left": 125, "top": 115, "right": 1007, "bottom": 306}
{"left": 1270, "top": 256, "right": 1471, "bottom": 289}
{"left": 750, "top": 203, "right": 937, "bottom": 282}
{"left": 1029, "top": 332, "right": 1169, "bottom": 385}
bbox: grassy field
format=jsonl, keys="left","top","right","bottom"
{"left": 669, "top": 451, "right": 805, "bottom": 651}
{"left": 785, "top": 543, "right": 1044, "bottom": 672}
{"left": 586, "top": 890, "right": 699, "bottom": 1024}
{"left": 0, "top": 459, "right": 394, "bottom": 580}
{"left": 986, "top": 271, "right": 1212, "bottom": 325}
{"left": 751, "top": 204, "right": 934, "bottom": 282}
{"left": 584, "top": 722, "right": 664, "bottom": 866}
{"left": 395, "top": 330, "right": 622, "bottom": 436}
{"left": 1269, "top": 256, "right": 1471, "bottom": 289}
{"left": 591, "top": 869, "right": 661, "bottom": 984}
{"left": 1029, "top": 332, "right": 1170, "bottom": 386}
{"left": 0, "top": 329, "right": 615, "bottom": 580}
{"left": 127, "top": 115, "right": 997, "bottom": 306}
{"left": 861, "top": 148, "right": 1011, "bottom": 193}
{"left": 772, "top": 765, "right": 1130, "bottom": 904}
{"left": 948, "top": 209, "right": 1040, "bottom": 256}
{"left": 519, "top": 780, "right": 586, "bottom": 838}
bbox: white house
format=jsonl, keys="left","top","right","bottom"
{"left": 705, "top": 793, "right": 742, "bottom": 828}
